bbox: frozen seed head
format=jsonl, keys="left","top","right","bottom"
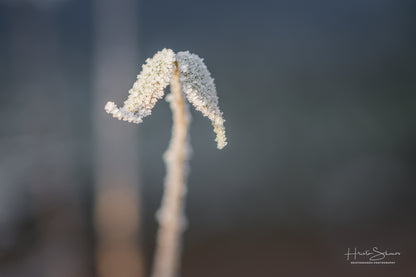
{"left": 105, "top": 49, "right": 227, "bottom": 149}
{"left": 176, "top": 51, "right": 227, "bottom": 149}
{"left": 105, "top": 48, "right": 176, "bottom": 123}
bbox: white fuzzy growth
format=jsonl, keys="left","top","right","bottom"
{"left": 105, "top": 48, "right": 176, "bottom": 123}
{"left": 104, "top": 101, "right": 143, "bottom": 123}
{"left": 176, "top": 51, "right": 227, "bottom": 149}
{"left": 104, "top": 48, "right": 227, "bottom": 149}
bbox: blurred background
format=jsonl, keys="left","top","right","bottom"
{"left": 0, "top": 0, "right": 415, "bottom": 276}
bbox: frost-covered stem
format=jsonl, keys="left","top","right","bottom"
{"left": 152, "top": 65, "right": 190, "bottom": 277}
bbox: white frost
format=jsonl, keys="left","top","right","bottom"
{"left": 104, "top": 48, "right": 227, "bottom": 149}
{"left": 105, "top": 48, "right": 176, "bottom": 123}
{"left": 176, "top": 51, "right": 227, "bottom": 149}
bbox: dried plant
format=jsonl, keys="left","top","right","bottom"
{"left": 105, "top": 48, "right": 227, "bottom": 277}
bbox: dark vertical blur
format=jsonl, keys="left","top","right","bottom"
{"left": 0, "top": 1, "right": 89, "bottom": 277}
{"left": 0, "top": 0, "right": 415, "bottom": 276}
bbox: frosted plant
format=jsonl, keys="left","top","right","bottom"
{"left": 105, "top": 48, "right": 227, "bottom": 149}
{"left": 105, "top": 48, "right": 176, "bottom": 124}
{"left": 176, "top": 51, "right": 227, "bottom": 149}
{"left": 105, "top": 48, "right": 227, "bottom": 277}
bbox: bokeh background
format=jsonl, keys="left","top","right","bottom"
{"left": 0, "top": 0, "right": 415, "bottom": 276}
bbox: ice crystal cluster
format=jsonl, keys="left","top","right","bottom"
{"left": 105, "top": 48, "right": 227, "bottom": 149}
{"left": 105, "top": 49, "right": 176, "bottom": 124}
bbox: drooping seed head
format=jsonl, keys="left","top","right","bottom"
{"left": 176, "top": 51, "right": 227, "bottom": 149}
{"left": 105, "top": 48, "right": 227, "bottom": 149}
{"left": 105, "top": 48, "right": 176, "bottom": 123}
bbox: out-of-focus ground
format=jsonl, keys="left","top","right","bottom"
{"left": 0, "top": 0, "right": 415, "bottom": 276}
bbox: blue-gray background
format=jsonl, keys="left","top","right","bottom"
{"left": 0, "top": 0, "right": 415, "bottom": 276}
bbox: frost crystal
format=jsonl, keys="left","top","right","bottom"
{"left": 176, "top": 51, "right": 227, "bottom": 149}
{"left": 105, "top": 48, "right": 176, "bottom": 123}
{"left": 105, "top": 48, "right": 227, "bottom": 149}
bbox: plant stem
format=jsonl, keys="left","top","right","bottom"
{"left": 152, "top": 65, "right": 190, "bottom": 277}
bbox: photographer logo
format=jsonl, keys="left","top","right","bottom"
{"left": 344, "top": 247, "right": 400, "bottom": 264}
